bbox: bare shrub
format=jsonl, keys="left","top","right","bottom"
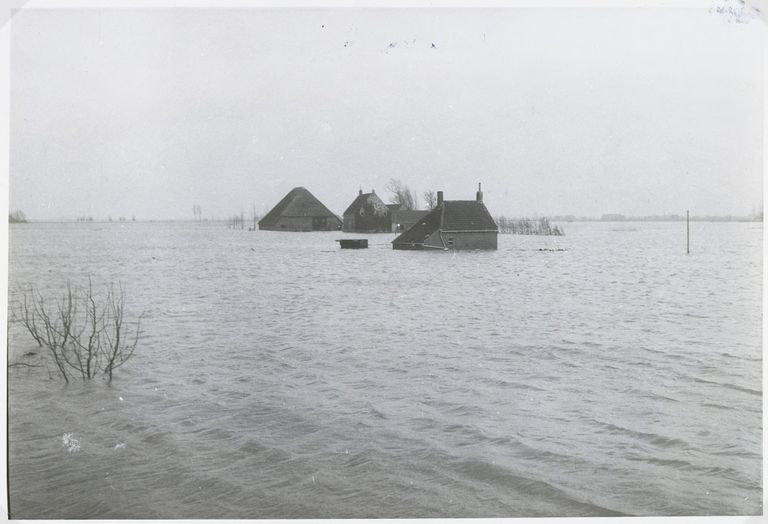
{"left": 101, "top": 283, "right": 142, "bottom": 382}
{"left": 9, "top": 210, "right": 27, "bottom": 223}
{"left": 10, "top": 279, "right": 143, "bottom": 382}
{"left": 496, "top": 216, "right": 564, "bottom": 236}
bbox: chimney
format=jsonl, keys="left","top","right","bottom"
{"left": 358, "top": 188, "right": 363, "bottom": 196}
{"left": 437, "top": 191, "right": 444, "bottom": 206}
{"left": 371, "top": 189, "right": 375, "bottom": 195}
{"left": 476, "top": 182, "right": 483, "bottom": 202}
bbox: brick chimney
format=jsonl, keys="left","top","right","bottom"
{"left": 476, "top": 183, "right": 483, "bottom": 202}
{"left": 437, "top": 191, "right": 444, "bottom": 206}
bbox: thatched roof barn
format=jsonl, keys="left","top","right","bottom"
{"left": 258, "top": 187, "right": 342, "bottom": 231}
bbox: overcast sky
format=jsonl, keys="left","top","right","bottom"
{"left": 9, "top": 7, "right": 764, "bottom": 220}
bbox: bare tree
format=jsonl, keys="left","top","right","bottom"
{"left": 11, "top": 279, "right": 143, "bottom": 382}
{"left": 386, "top": 178, "right": 419, "bottom": 210}
{"left": 229, "top": 210, "right": 248, "bottom": 229}
{"left": 24, "top": 284, "right": 74, "bottom": 382}
{"left": 251, "top": 202, "right": 258, "bottom": 230}
{"left": 101, "top": 283, "right": 142, "bottom": 382}
{"left": 68, "top": 277, "right": 106, "bottom": 379}
{"left": 13, "top": 289, "right": 44, "bottom": 348}
{"left": 422, "top": 190, "right": 437, "bottom": 210}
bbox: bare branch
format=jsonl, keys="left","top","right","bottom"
{"left": 13, "top": 279, "right": 143, "bottom": 382}
{"left": 385, "top": 179, "right": 419, "bottom": 210}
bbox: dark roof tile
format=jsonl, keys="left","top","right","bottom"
{"left": 442, "top": 201, "right": 497, "bottom": 231}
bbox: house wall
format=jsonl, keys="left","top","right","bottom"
{"left": 260, "top": 216, "right": 312, "bottom": 231}
{"left": 343, "top": 213, "right": 391, "bottom": 233}
{"left": 392, "top": 242, "right": 424, "bottom": 250}
{"left": 424, "top": 230, "right": 497, "bottom": 250}
{"left": 261, "top": 216, "right": 340, "bottom": 231}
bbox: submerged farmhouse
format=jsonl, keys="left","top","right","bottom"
{"left": 392, "top": 185, "right": 498, "bottom": 250}
{"left": 391, "top": 208, "right": 429, "bottom": 233}
{"left": 342, "top": 190, "right": 391, "bottom": 233}
{"left": 258, "top": 187, "right": 342, "bottom": 231}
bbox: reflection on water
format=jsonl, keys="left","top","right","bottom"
{"left": 7, "top": 221, "right": 762, "bottom": 518}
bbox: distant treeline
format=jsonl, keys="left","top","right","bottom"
{"left": 75, "top": 216, "right": 135, "bottom": 222}
{"left": 9, "top": 210, "right": 27, "bottom": 223}
{"left": 552, "top": 213, "right": 763, "bottom": 222}
{"left": 496, "top": 216, "right": 564, "bottom": 236}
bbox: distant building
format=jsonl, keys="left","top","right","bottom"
{"left": 386, "top": 203, "right": 402, "bottom": 216}
{"left": 342, "top": 190, "right": 392, "bottom": 233}
{"left": 384, "top": 202, "right": 429, "bottom": 232}
{"left": 258, "top": 187, "right": 342, "bottom": 231}
{"left": 391, "top": 209, "right": 429, "bottom": 233}
{"left": 392, "top": 185, "right": 498, "bottom": 250}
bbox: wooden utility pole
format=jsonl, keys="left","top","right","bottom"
{"left": 686, "top": 210, "right": 690, "bottom": 254}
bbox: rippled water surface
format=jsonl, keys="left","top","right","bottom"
{"left": 7, "top": 221, "right": 762, "bottom": 518}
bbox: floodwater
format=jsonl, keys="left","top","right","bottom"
{"left": 6, "top": 221, "right": 762, "bottom": 518}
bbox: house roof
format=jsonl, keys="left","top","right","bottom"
{"left": 392, "top": 200, "right": 497, "bottom": 245}
{"left": 392, "top": 209, "right": 429, "bottom": 223}
{"left": 258, "top": 187, "right": 339, "bottom": 226}
{"left": 391, "top": 206, "right": 442, "bottom": 245}
{"left": 343, "top": 192, "right": 389, "bottom": 217}
{"left": 441, "top": 201, "right": 497, "bottom": 231}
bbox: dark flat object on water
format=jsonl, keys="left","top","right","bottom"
{"left": 337, "top": 239, "right": 368, "bottom": 249}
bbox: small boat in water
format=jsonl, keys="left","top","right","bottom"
{"left": 336, "top": 239, "right": 368, "bottom": 249}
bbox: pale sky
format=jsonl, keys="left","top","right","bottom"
{"left": 9, "top": 7, "right": 764, "bottom": 220}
